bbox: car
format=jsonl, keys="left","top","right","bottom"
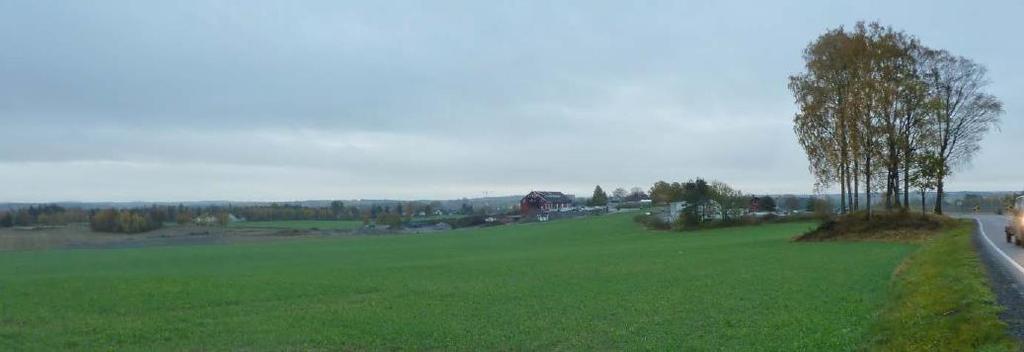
{"left": 1005, "top": 196, "right": 1024, "bottom": 245}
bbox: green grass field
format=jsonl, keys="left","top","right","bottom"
{"left": 227, "top": 219, "right": 364, "bottom": 230}
{"left": 0, "top": 214, "right": 917, "bottom": 350}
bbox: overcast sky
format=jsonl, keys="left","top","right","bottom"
{"left": 0, "top": 0, "right": 1020, "bottom": 202}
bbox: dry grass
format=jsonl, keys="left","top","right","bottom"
{"left": 795, "top": 211, "right": 954, "bottom": 243}
{"left": 0, "top": 224, "right": 112, "bottom": 251}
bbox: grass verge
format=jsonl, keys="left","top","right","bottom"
{"left": 867, "top": 219, "right": 1017, "bottom": 351}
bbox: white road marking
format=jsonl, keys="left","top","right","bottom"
{"left": 975, "top": 218, "right": 1024, "bottom": 275}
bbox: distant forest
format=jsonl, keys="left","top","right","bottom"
{"left": 0, "top": 200, "right": 497, "bottom": 234}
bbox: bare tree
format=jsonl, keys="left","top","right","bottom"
{"left": 791, "top": 28, "right": 862, "bottom": 214}
{"left": 612, "top": 187, "right": 628, "bottom": 201}
{"left": 922, "top": 50, "right": 1003, "bottom": 214}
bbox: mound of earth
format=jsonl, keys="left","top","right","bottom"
{"left": 796, "top": 211, "right": 954, "bottom": 242}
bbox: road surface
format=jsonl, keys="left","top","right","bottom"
{"left": 972, "top": 214, "right": 1024, "bottom": 277}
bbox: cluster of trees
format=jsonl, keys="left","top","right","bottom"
{"left": 234, "top": 201, "right": 485, "bottom": 229}
{"left": 637, "top": 179, "right": 826, "bottom": 230}
{"left": 231, "top": 203, "right": 355, "bottom": 222}
{"left": 960, "top": 193, "right": 1009, "bottom": 213}
{"left": 0, "top": 204, "right": 196, "bottom": 232}
{"left": 791, "top": 22, "right": 1003, "bottom": 217}
{"left": 0, "top": 204, "right": 90, "bottom": 227}
{"left": 1, "top": 201, "right": 471, "bottom": 233}
{"left": 124, "top": 205, "right": 204, "bottom": 225}
{"left": 757, "top": 196, "right": 777, "bottom": 213}
{"left": 89, "top": 209, "right": 164, "bottom": 233}
{"left": 613, "top": 187, "right": 649, "bottom": 202}
{"left": 374, "top": 212, "right": 404, "bottom": 229}
{"left": 649, "top": 178, "right": 749, "bottom": 225}
{"left": 582, "top": 186, "right": 651, "bottom": 209}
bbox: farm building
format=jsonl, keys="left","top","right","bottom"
{"left": 193, "top": 214, "right": 219, "bottom": 226}
{"left": 520, "top": 191, "right": 575, "bottom": 214}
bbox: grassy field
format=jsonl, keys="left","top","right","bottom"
{"left": 0, "top": 214, "right": 917, "bottom": 350}
{"left": 227, "top": 219, "right": 364, "bottom": 230}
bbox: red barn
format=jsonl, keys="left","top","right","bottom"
{"left": 521, "top": 191, "right": 574, "bottom": 214}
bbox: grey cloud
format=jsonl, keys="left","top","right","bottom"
{"left": 0, "top": 0, "right": 1021, "bottom": 201}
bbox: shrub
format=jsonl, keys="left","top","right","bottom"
{"left": 670, "top": 212, "right": 823, "bottom": 232}
{"left": 445, "top": 215, "right": 486, "bottom": 229}
{"left": 90, "top": 209, "right": 163, "bottom": 234}
{"left": 375, "top": 213, "right": 403, "bottom": 229}
{"left": 634, "top": 213, "right": 670, "bottom": 230}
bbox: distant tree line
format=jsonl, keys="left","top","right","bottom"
{"left": 235, "top": 200, "right": 462, "bottom": 223}
{"left": 90, "top": 209, "right": 164, "bottom": 233}
{"left": 231, "top": 203, "right": 354, "bottom": 222}
{"left": 0, "top": 204, "right": 90, "bottom": 227}
{"left": 1, "top": 199, "right": 508, "bottom": 233}
{"left": 583, "top": 187, "right": 650, "bottom": 210}
{"left": 2, "top": 204, "right": 210, "bottom": 233}
{"left": 790, "top": 22, "right": 1002, "bottom": 217}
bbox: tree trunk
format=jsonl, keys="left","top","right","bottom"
{"left": 893, "top": 170, "right": 901, "bottom": 209}
{"left": 840, "top": 162, "right": 847, "bottom": 215}
{"left": 885, "top": 170, "right": 893, "bottom": 210}
{"left": 884, "top": 144, "right": 891, "bottom": 210}
{"left": 920, "top": 188, "right": 926, "bottom": 215}
{"left": 853, "top": 158, "right": 860, "bottom": 211}
{"left": 934, "top": 178, "right": 944, "bottom": 215}
{"left": 865, "top": 154, "right": 872, "bottom": 220}
{"left": 903, "top": 159, "right": 910, "bottom": 210}
{"left": 846, "top": 162, "right": 853, "bottom": 212}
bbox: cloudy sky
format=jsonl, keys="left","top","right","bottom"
{"left": 0, "top": 1, "right": 1020, "bottom": 202}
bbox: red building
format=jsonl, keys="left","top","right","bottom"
{"left": 520, "top": 191, "right": 574, "bottom": 214}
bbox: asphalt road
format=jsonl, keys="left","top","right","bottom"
{"left": 972, "top": 214, "right": 1024, "bottom": 272}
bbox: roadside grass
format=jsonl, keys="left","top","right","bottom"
{"left": 227, "top": 219, "right": 364, "bottom": 230}
{"left": 0, "top": 214, "right": 917, "bottom": 350}
{"left": 867, "top": 219, "right": 1017, "bottom": 351}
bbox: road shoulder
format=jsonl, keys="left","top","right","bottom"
{"left": 974, "top": 221, "right": 1024, "bottom": 339}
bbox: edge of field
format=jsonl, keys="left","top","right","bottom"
{"left": 865, "top": 219, "right": 1018, "bottom": 351}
